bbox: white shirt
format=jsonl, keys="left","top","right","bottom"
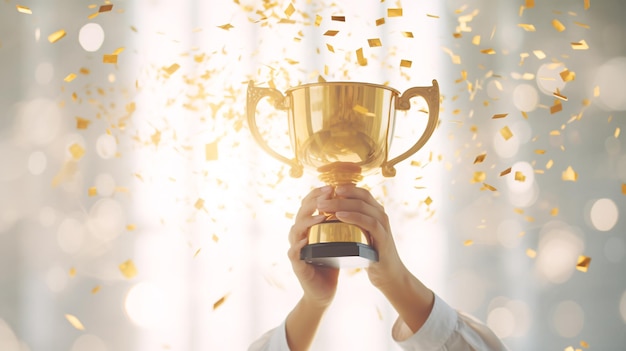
{"left": 248, "top": 294, "right": 508, "bottom": 351}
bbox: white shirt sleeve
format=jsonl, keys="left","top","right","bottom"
{"left": 248, "top": 320, "right": 291, "bottom": 351}
{"left": 392, "top": 294, "right": 508, "bottom": 351}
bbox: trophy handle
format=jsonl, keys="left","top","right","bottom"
{"left": 381, "top": 79, "right": 440, "bottom": 177}
{"left": 246, "top": 81, "right": 303, "bottom": 178}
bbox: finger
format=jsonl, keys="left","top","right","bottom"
{"left": 334, "top": 211, "right": 389, "bottom": 248}
{"left": 295, "top": 185, "right": 333, "bottom": 221}
{"left": 288, "top": 237, "right": 308, "bottom": 262}
{"left": 288, "top": 214, "right": 327, "bottom": 245}
{"left": 316, "top": 197, "right": 381, "bottom": 221}
{"left": 334, "top": 186, "right": 384, "bottom": 211}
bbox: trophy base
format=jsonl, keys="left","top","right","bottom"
{"left": 300, "top": 242, "right": 378, "bottom": 268}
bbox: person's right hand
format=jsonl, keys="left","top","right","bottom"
{"left": 288, "top": 185, "right": 340, "bottom": 308}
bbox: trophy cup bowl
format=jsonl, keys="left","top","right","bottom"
{"left": 247, "top": 80, "right": 439, "bottom": 268}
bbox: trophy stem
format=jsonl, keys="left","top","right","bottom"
{"left": 301, "top": 162, "right": 379, "bottom": 268}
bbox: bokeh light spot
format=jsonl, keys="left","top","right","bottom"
{"left": 96, "top": 134, "right": 117, "bottom": 159}
{"left": 552, "top": 300, "right": 584, "bottom": 337}
{"left": 487, "top": 307, "right": 515, "bottom": 338}
{"left": 78, "top": 23, "right": 105, "bottom": 52}
{"left": 27, "top": 151, "right": 47, "bottom": 175}
{"left": 536, "top": 63, "right": 567, "bottom": 96}
{"left": 594, "top": 57, "right": 626, "bottom": 111}
{"left": 125, "top": 282, "right": 166, "bottom": 329}
{"left": 512, "top": 83, "right": 539, "bottom": 112}
{"left": 589, "top": 198, "right": 619, "bottom": 232}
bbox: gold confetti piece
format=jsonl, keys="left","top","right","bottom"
{"left": 356, "top": 48, "right": 367, "bottom": 66}
{"left": 400, "top": 59, "right": 412, "bottom": 68}
{"left": 593, "top": 85, "right": 600, "bottom": 97}
{"left": 526, "top": 248, "right": 537, "bottom": 258}
{"left": 552, "top": 88, "right": 568, "bottom": 101}
{"left": 402, "top": 32, "right": 414, "bottom": 38}
{"left": 69, "top": 143, "right": 85, "bottom": 160}
{"left": 99, "top": 4, "right": 113, "bottom": 12}
{"left": 151, "top": 130, "right": 161, "bottom": 146}
{"left": 387, "top": 8, "right": 402, "bottom": 17}
{"left": 480, "top": 48, "right": 496, "bottom": 55}
{"left": 16, "top": 5, "right": 32, "bottom": 14}
{"left": 126, "top": 224, "right": 136, "bottom": 231}
{"left": 103, "top": 54, "right": 117, "bottom": 64}
{"left": 426, "top": 14, "right": 440, "bottom": 18}
{"left": 482, "top": 183, "right": 497, "bottom": 191}
{"left": 326, "top": 43, "right": 334, "bottom": 52}
{"left": 492, "top": 113, "right": 508, "bottom": 119}
{"left": 119, "top": 259, "right": 137, "bottom": 279}
{"left": 584, "top": 0, "right": 590, "bottom": 10}
{"left": 576, "top": 255, "right": 591, "bottom": 272}
{"left": 375, "top": 18, "right": 385, "bottom": 26}
{"left": 88, "top": 187, "right": 97, "bottom": 196}
{"left": 472, "top": 35, "right": 481, "bottom": 45}
{"left": 69, "top": 267, "right": 77, "bottom": 277}
{"left": 500, "top": 126, "right": 513, "bottom": 140}
{"left": 64, "top": 73, "right": 77, "bottom": 82}
{"left": 525, "top": 216, "right": 535, "bottom": 222}
{"left": 473, "top": 153, "right": 486, "bottom": 164}
{"left": 574, "top": 21, "right": 590, "bottom": 29}
{"left": 514, "top": 171, "right": 526, "bottom": 182}
{"left": 580, "top": 340, "right": 589, "bottom": 348}
{"left": 571, "top": 39, "right": 589, "bottom": 50}
{"left": 472, "top": 171, "right": 486, "bottom": 183}
{"left": 331, "top": 15, "right": 345, "bottom": 22}
{"left": 212, "top": 234, "right": 219, "bottom": 243}
{"left": 424, "top": 196, "right": 433, "bottom": 206}
{"left": 552, "top": 19, "right": 566, "bottom": 32}
{"left": 217, "top": 23, "right": 234, "bottom": 30}
{"left": 500, "top": 167, "right": 512, "bottom": 176}
{"left": 463, "top": 240, "right": 473, "bottom": 246}
{"left": 564, "top": 346, "right": 574, "bottom": 351}
{"left": 314, "top": 15, "right": 322, "bottom": 26}
{"left": 48, "top": 29, "right": 66, "bottom": 43}
{"left": 163, "top": 63, "right": 180, "bottom": 75}
{"left": 284, "top": 3, "right": 295, "bottom": 17}
{"left": 205, "top": 142, "right": 218, "bottom": 161}
{"left": 79, "top": 67, "right": 90, "bottom": 75}
{"left": 518, "top": 23, "right": 536, "bottom": 32}
{"left": 533, "top": 50, "right": 546, "bottom": 59}
{"left": 367, "top": 38, "right": 382, "bottom": 47}
{"left": 194, "top": 198, "right": 205, "bottom": 210}
{"left": 91, "top": 285, "right": 101, "bottom": 294}
{"left": 65, "top": 314, "right": 85, "bottom": 330}
{"left": 324, "top": 30, "right": 339, "bottom": 36}
{"left": 615, "top": 127, "right": 621, "bottom": 138}
{"left": 193, "top": 248, "right": 201, "bottom": 258}
{"left": 534, "top": 149, "right": 546, "bottom": 155}
{"left": 560, "top": 69, "right": 576, "bottom": 82}
{"left": 112, "top": 47, "right": 125, "bottom": 55}
{"left": 75, "top": 117, "right": 90, "bottom": 129}
{"left": 562, "top": 166, "right": 578, "bottom": 181}
{"left": 525, "top": 0, "right": 535, "bottom": 8}
{"left": 87, "top": 12, "right": 99, "bottom": 20}
{"left": 213, "top": 294, "right": 229, "bottom": 310}
{"left": 551, "top": 208, "right": 559, "bottom": 216}
{"left": 550, "top": 100, "right": 563, "bottom": 114}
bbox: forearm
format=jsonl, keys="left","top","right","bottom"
{"left": 379, "top": 268, "right": 435, "bottom": 333}
{"left": 285, "top": 296, "right": 328, "bottom": 351}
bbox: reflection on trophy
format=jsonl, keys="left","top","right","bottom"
{"left": 247, "top": 80, "right": 439, "bottom": 268}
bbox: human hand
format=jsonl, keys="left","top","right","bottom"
{"left": 288, "top": 185, "right": 340, "bottom": 308}
{"left": 315, "top": 185, "right": 409, "bottom": 291}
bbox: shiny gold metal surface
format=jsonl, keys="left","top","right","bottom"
{"left": 247, "top": 80, "right": 440, "bottom": 266}
{"left": 308, "top": 221, "right": 370, "bottom": 245}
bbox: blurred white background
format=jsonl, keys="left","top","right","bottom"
{"left": 1, "top": 0, "right": 625, "bottom": 350}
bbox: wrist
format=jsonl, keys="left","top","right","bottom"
{"left": 301, "top": 294, "right": 333, "bottom": 311}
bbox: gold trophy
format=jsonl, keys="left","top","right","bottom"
{"left": 247, "top": 80, "right": 439, "bottom": 268}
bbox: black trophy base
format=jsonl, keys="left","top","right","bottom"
{"left": 300, "top": 242, "right": 379, "bottom": 268}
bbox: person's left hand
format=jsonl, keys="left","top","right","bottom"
{"left": 288, "top": 185, "right": 340, "bottom": 308}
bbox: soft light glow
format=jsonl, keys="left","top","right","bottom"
{"left": 57, "top": 217, "right": 84, "bottom": 254}
{"left": 552, "top": 300, "right": 584, "bottom": 338}
{"left": 594, "top": 57, "right": 626, "bottom": 111}
{"left": 35, "top": 62, "right": 54, "bottom": 85}
{"left": 536, "top": 63, "right": 567, "bottom": 96}
{"left": 96, "top": 134, "right": 117, "bottom": 159}
{"left": 512, "top": 83, "right": 539, "bottom": 112}
{"left": 78, "top": 23, "right": 105, "bottom": 52}
{"left": 94, "top": 173, "right": 116, "bottom": 197}
{"left": 87, "top": 198, "right": 125, "bottom": 241}
{"left": 487, "top": 307, "right": 515, "bottom": 338}
{"left": 124, "top": 282, "right": 166, "bottom": 329}
{"left": 27, "top": 151, "right": 47, "bottom": 175}
{"left": 536, "top": 225, "right": 583, "bottom": 284}
{"left": 589, "top": 198, "right": 619, "bottom": 232}
{"left": 71, "top": 334, "right": 108, "bottom": 351}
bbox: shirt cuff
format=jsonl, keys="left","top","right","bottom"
{"left": 392, "top": 294, "right": 457, "bottom": 349}
{"left": 248, "top": 320, "right": 291, "bottom": 351}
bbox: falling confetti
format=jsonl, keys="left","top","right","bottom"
{"left": 65, "top": 314, "right": 85, "bottom": 330}
{"left": 552, "top": 19, "right": 566, "bottom": 32}
{"left": 194, "top": 198, "right": 205, "bottom": 210}
{"left": 16, "top": 5, "right": 32, "bottom": 14}
{"left": 69, "top": 143, "right": 85, "bottom": 160}
{"left": 99, "top": 4, "right": 113, "bottom": 12}
{"left": 571, "top": 39, "right": 589, "bottom": 50}
{"left": 562, "top": 166, "right": 578, "bottom": 181}
{"left": 387, "top": 8, "right": 402, "bottom": 17}
{"left": 500, "top": 126, "right": 513, "bottom": 140}
{"left": 367, "top": 38, "right": 382, "bottom": 47}
{"left": 48, "top": 29, "right": 66, "bottom": 43}
{"left": 205, "top": 141, "right": 219, "bottom": 161}
{"left": 463, "top": 240, "right": 473, "bottom": 246}
{"left": 526, "top": 249, "right": 537, "bottom": 258}
{"left": 473, "top": 153, "right": 486, "bottom": 164}
{"left": 119, "top": 259, "right": 138, "bottom": 279}
{"left": 213, "top": 294, "right": 229, "bottom": 310}
{"left": 576, "top": 255, "right": 591, "bottom": 272}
